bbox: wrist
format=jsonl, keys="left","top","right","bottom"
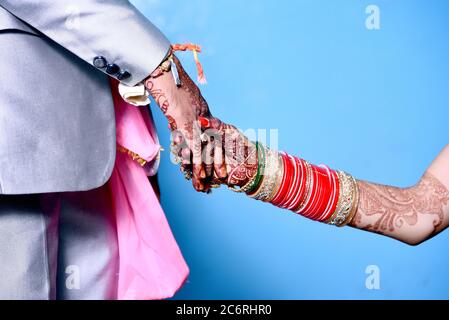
{"left": 227, "top": 141, "right": 259, "bottom": 190}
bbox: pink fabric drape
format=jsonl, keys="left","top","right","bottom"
{"left": 108, "top": 81, "right": 189, "bottom": 300}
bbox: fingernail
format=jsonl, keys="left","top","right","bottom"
{"left": 198, "top": 117, "right": 210, "bottom": 129}
{"left": 174, "top": 135, "right": 183, "bottom": 144}
{"left": 200, "top": 168, "right": 206, "bottom": 179}
{"left": 181, "top": 148, "right": 190, "bottom": 158}
{"left": 220, "top": 166, "right": 227, "bottom": 178}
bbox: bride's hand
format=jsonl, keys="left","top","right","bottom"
{"left": 193, "top": 118, "right": 259, "bottom": 190}
{"left": 144, "top": 54, "right": 223, "bottom": 192}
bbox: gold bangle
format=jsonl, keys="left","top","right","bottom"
{"left": 243, "top": 143, "right": 267, "bottom": 196}
{"left": 264, "top": 154, "right": 284, "bottom": 203}
{"left": 342, "top": 176, "right": 359, "bottom": 226}
{"left": 249, "top": 148, "right": 282, "bottom": 201}
{"left": 150, "top": 52, "right": 173, "bottom": 78}
{"left": 326, "top": 171, "right": 357, "bottom": 227}
{"left": 325, "top": 171, "right": 344, "bottom": 224}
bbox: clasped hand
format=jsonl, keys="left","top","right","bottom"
{"left": 145, "top": 55, "right": 257, "bottom": 193}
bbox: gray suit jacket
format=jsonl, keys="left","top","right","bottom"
{"left": 0, "top": 0, "right": 169, "bottom": 194}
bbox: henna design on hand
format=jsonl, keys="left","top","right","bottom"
{"left": 174, "top": 55, "right": 211, "bottom": 118}
{"left": 145, "top": 81, "right": 169, "bottom": 114}
{"left": 145, "top": 54, "right": 214, "bottom": 191}
{"left": 212, "top": 124, "right": 258, "bottom": 187}
{"left": 166, "top": 115, "right": 177, "bottom": 131}
{"left": 192, "top": 119, "right": 258, "bottom": 188}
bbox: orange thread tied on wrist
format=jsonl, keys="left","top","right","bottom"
{"left": 171, "top": 43, "right": 207, "bottom": 85}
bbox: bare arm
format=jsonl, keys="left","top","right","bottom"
{"left": 191, "top": 117, "right": 449, "bottom": 245}
{"left": 350, "top": 144, "right": 449, "bottom": 245}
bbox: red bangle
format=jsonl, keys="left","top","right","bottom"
{"left": 270, "top": 153, "right": 343, "bottom": 224}
{"left": 321, "top": 169, "right": 340, "bottom": 221}
{"left": 305, "top": 165, "right": 329, "bottom": 220}
{"left": 278, "top": 155, "right": 297, "bottom": 208}
{"left": 315, "top": 165, "right": 334, "bottom": 221}
{"left": 320, "top": 166, "right": 338, "bottom": 221}
{"left": 284, "top": 157, "right": 303, "bottom": 209}
{"left": 286, "top": 158, "right": 307, "bottom": 210}
{"left": 294, "top": 161, "right": 313, "bottom": 214}
{"left": 271, "top": 153, "right": 292, "bottom": 206}
{"left": 301, "top": 165, "right": 318, "bottom": 217}
{"left": 281, "top": 156, "right": 302, "bottom": 208}
{"left": 309, "top": 166, "right": 332, "bottom": 220}
{"left": 304, "top": 166, "right": 324, "bottom": 218}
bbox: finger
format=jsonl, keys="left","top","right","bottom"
{"left": 193, "top": 147, "right": 206, "bottom": 178}
{"left": 178, "top": 148, "right": 192, "bottom": 179}
{"left": 204, "top": 162, "right": 213, "bottom": 178}
{"left": 203, "top": 136, "right": 215, "bottom": 178}
{"left": 213, "top": 136, "right": 227, "bottom": 179}
{"left": 186, "top": 123, "right": 206, "bottom": 192}
{"left": 172, "top": 130, "right": 184, "bottom": 145}
{"left": 191, "top": 147, "right": 204, "bottom": 192}
{"left": 192, "top": 171, "right": 206, "bottom": 192}
{"left": 210, "top": 171, "right": 225, "bottom": 187}
{"left": 180, "top": 147, "right": 192, "bottom": 167}
{"left": 192, "top": 150, "right": 205, "bottom": 192}
{"left": 202, "top": 117, "right": 226, "bottom": 179}
{"left": 200, "top": 137, "right": 214, "bottom": 193}
{"left": 170, "top": 130, "right": 187, "bottom": 165}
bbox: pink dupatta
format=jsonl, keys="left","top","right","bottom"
{"left": 108, "top": 80, "right": 189, "bottom": 300}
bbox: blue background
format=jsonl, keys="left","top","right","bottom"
{"left": 131, "top": 0, "right": 449, "bottom": 299}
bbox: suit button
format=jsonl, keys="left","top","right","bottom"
{"left": 117, "top": 70, "right": 131, "bottom": 81}
{"left": 106, "top": 63, "right": 120, "bottom": 75}
{"left": 93, "top": 56, "right": 107, "bottom": 68}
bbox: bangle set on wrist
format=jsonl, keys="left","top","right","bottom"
{"left": 237, "top": 143, "right": 359, "bottom": 227}
{"left": 248, "top": 148, "right": 283, "bottom": 201}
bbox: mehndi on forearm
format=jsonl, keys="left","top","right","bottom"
{"left": 350, "top": 173, "right": 449, "bottom": 245}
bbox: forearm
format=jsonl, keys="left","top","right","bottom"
{"left": 212, "top": 129, "right": 449, "bottom": 244}
{"left": 350, "top": 172, "right": 449, "bottom": 245}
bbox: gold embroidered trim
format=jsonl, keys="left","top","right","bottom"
{"left": 117, "top": 145, "right": 148, "bottom": 166}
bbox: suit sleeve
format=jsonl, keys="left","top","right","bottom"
{"left": 0, "top": 0, "right": 170, "bottom": 86}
